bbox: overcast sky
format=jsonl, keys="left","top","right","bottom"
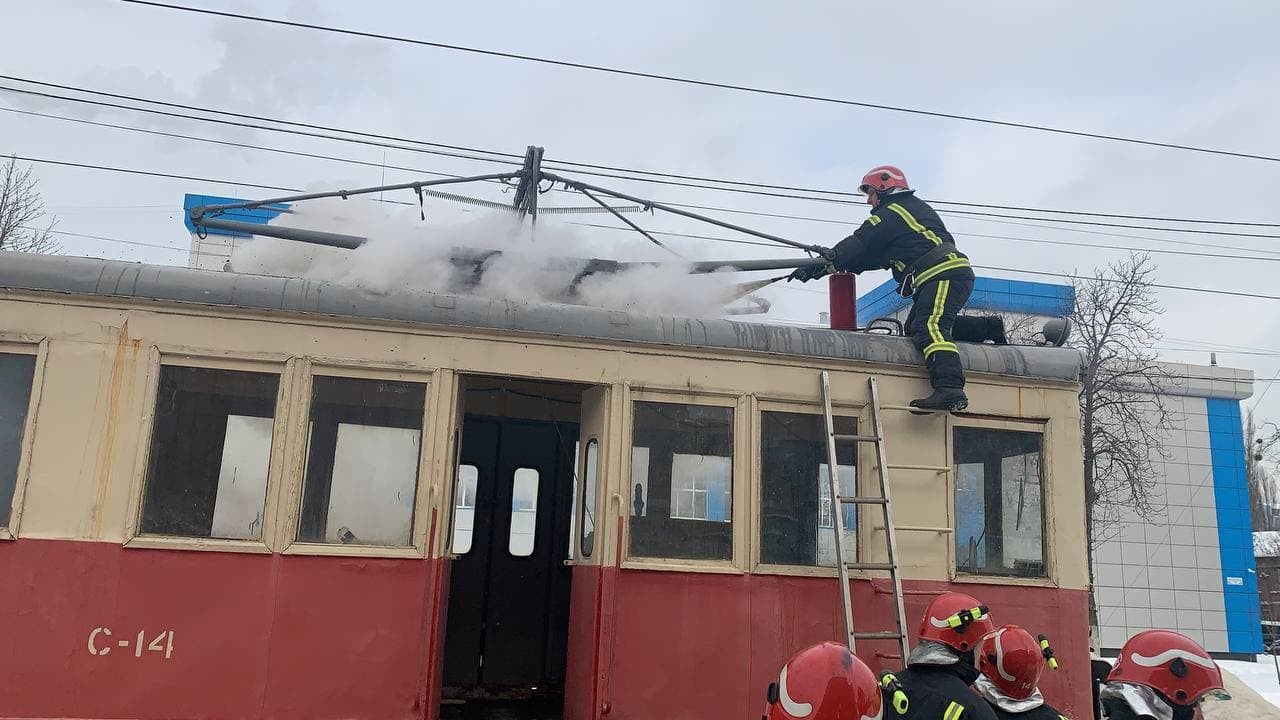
{"left": 4, "top": 0, "right": 1280, "bottom": 422}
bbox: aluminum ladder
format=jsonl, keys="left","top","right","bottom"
{"left": 820, "top": 372, "right": 911, "bottom": 664}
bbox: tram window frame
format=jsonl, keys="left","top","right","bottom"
{"left": 127, "top": 352, "right": 292, "bottom": 554}
{"left": 757, "top": 408, "right": 860, "bottom": 571}
{"left": 0, "top": 338, "right": 49, "bottom": 541}
{"left": 281, "top": 362, "right": 435, "bottom": 559}
{"left": 579, "top": 437, "right": 599, "bottom": 559}
{"left": 624, "top": 392, "right": 744, "bottom": 569}
{"left": 952, "top": 422, "right": 1050, "bottom": 580}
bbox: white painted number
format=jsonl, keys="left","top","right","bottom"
{"left": 86, "top": 628, "right": 175, "bottom": 659}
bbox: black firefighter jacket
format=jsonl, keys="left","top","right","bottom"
{"left": 828, "top": 191, "right": 972, "bottom": 297}
{"left": 893, "top": 662, "right": 999, "bottom": 720}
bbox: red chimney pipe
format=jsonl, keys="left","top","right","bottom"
{"left": 828, "top": 272, "right": 857, "bottom": 330}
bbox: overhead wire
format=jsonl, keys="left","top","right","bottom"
{"left": 6, "top": 75, "right": 1280, "bottom": 233}
{"left": 11, "top": 105, "right": 1278, "bottom": 264}
{"left": 12, "top": 153, "right": 1280, "bottom": 301}
{"left": 117, "top": 0, "right": 1280, "bottom": 165}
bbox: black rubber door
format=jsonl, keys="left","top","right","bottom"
{"left": 443, "top": 416, "right": 576, "bottom": 692}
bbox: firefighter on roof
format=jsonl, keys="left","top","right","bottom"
{"left": 761, "top": 641, "right": 891, "bottom": 720}
{"left": 789, "top": 166, "right": 976, "bottom": 411}
{"left": 889, "top": 592, "right": 1000, "bottom": 720}
{"left": 1100, "top": 630, "right": 1223, "bottom": 720}
{"left": 974, "top": 625, "right": 1071, "bottom": 720}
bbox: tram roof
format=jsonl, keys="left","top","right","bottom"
{"left": 0, "top": 253, "right": 1083, "bottom": 383}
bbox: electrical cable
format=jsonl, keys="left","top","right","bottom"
{"left": 117, "top": 0, "right": 1280, "bottom": 165}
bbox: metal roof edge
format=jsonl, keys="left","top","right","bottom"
{"left": 0, "top": 253, "right": 1084, "bottom": 383}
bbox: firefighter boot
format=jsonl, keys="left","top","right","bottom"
{"left": 910, "top": 388, "right": 969, "bottom": 413}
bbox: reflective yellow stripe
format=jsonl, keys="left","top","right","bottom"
{"left": 893, "top": 260, "right": 906, "bottom": 271}
{"left": 927, "top": 280, "right": 949, "bottom": 346}
{"left": 886, "top": 203, "right": 943, "bottom": 245}
{"left": 943, "top": 701, "right": 964, "bottom": 720}
{"left": 923, "top": 341, "right": 958, "bottom": 357}
{"left": 868, "top": 214, "right": 882, "bottom": 226}
{"left": 914, "top": 256, "right": 971, "bottom": 285}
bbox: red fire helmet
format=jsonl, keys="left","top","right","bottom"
{"left": 763, "top": 641, "right": 884, "bottom": 720}
{"left": 1108, "top": 630, "right": 1223, "bottom": 706}
{"left": 977, "top": 625, "right": 1045, "bottom": 700}
{"left": 917, "top": 592, "right": 993, "bottom": 653}
{"left": 858, "top": 166, "right": 910, "bottom": 195}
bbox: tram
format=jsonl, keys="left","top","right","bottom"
{"left": 0, "top": 251, "right": 1088, "bottom": 719}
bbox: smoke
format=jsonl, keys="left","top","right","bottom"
{"left": 229, "top": 195, "right": 747, "bottom": 317}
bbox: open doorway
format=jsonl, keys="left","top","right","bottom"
{"left": 441, "top": 376, "right": 588, "bottom": 720}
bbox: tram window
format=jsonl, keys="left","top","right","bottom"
{"left": 580, "top": 439, "right": 599, "bottom": 558}
{"left": 509, "top": 468, "right": 539, "bottom": 557}
{"left": 0, "top": 353, "right": 38, "bottom": 529}
{"left": 140, "top": 366, "right": 279, "bottom": 540}
{"left": 452, "top": 464, "right": 478, "bottom": 554}
{"left": 760, "top": 412, "right": 857, "bottom": 566}
{"left": 629, "top": 402, "right": 733, "bottom": 561}
{"left": 297, "top": 376, "right": 426, "bottom": 547}
{"left": 953, "top": 427, "right": 1046, "bottom": 578}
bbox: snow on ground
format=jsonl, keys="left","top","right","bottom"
{"left": 1206, "top": 655, "right": 1280, "bottom": 717}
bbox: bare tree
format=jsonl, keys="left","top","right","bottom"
{"left": 1249, "top": 412, "right": 1279, "bottom": 531}
{"left": 1073, "top": 253, "right": 1177, "bottom": 626}
{"left": 0, "top": 156, "right": 60, "bottom": 254}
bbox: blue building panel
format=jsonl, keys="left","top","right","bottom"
{"left": 183, "top": 194, "right": 290, "bottom": 237}
{"left": 856, "top": 276, "right": 1075, "bottom": 326}
{"left": 1206, "top": 397, "right": 1263, "bottom": 654}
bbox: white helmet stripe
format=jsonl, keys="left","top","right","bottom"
{"left": 992, "top": 628, "right": 1017, "bottom": 682}
{"left": 1130, "top": 649, "right": 1218, "bottom": 670}
{"left": 778, "top": 665, "right": 813, "bottom": 718}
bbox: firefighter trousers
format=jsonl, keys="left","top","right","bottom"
{"left": 904, "top": 270, "right": 974, "bottom": 390}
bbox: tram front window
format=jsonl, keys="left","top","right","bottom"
{"left": 140, "top": 365, "right": 280, "bottom": 540}
{"left": 629, "top": 401, "right": 733, "bottom": 561}
{"left": 954, "top": 426, "right": 1046, "bottom": 577}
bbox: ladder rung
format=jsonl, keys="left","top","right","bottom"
{"left": 837, "top": 495, "right": 888, "bottom": 505}
{"left": 834, "top": 433, "right": 881, "bottom": 443}
{"left": 853, "top": 631, "right": 907, "bottom": 641}
{"left": 845, "top": 562, "right": 897, "bottom": 571}
{"left": 885, "top": 463, "right": 953, "bottom": 473}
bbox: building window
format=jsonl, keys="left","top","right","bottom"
{"left": 580, "top": 439, "right": 599, "bottom": 558}
{"left": 761, "top": 411, "right": 857, "bottom": 566}
{"left": 298, "top": 376, "right": 426, "bottom": 546}
{"left": 140, "top": 365, "right": 280, "bottom": 540}
{"left": 509, "top": 468, "right": 539, "bottom": 557}
{"left": 452, "top": 464, "right": 478, "bottom": 554}
{"left": 0, "top": 352, "right": 38, "bottom": 530}
{"left": 954, "top": 427, "right": 1045, "bottom": 577}
{"left": 629, "top": 402, "right": 733, "bottom": 561}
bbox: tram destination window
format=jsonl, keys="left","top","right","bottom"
{"left": 298, "top": 376, "right": 426, "bottom": 547}
{"left": 140, "top": 365, "right": 280, "bottom": 540}
{"left": 629, "top": 402, "right": 733, "bottom": 561}
{"left": 954, "top": 427, "right": 1046, "bottom": 577}
{"left": 0, "top": 352, "right": 38, "bottom": 529}
{"left": 760, "top": 412, "right": 857, "bottom": 566}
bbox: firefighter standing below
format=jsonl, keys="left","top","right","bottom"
{"left": 974, "top": 625, "right": 1071, "bottom": 720}
{"left": 790, "top": 166, "right": 975, "bottom": 412}
{"left": 761, "top": 641, "right": 894, "bottom": 720}
{"left": 1100, "top": 630, "right": 1223, "bottom": 720}
{"left": 891, "top": 592, "right": 1000, "bottom": 720}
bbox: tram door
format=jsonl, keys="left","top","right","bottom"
{"left": 443, "top": 415, "right": 577, "bottom": 702}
